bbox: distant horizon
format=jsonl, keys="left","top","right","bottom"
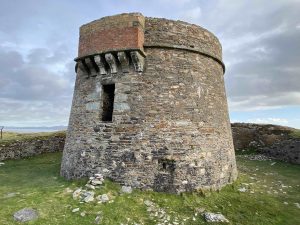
{"left": 4, "top": 125, "right": 67, "bottom": 129}
{"left": 2, "top": 122, "right": 299, "bottom": 131}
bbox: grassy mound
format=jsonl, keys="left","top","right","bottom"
{"left": 0, "top": 152, "right": 299, "bottom": 225}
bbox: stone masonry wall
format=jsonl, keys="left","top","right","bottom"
{"left": 232, "top": 123, "right": 300, "bottom": 164}
{"left": 0, "top": 133, "right": 65, "bottom": 161}
{"left": 144, "top": 17, "right": 223, "bottom": 65}
{"left": 61, "top": 13, "right": 237, "bottom": 193}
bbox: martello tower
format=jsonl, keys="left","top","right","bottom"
{"left": 61, "top": 13, "right": 237, "bottom": 193}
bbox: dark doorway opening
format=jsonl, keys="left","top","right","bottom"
{"left": 102, "top": 84, "right": 115, "bottom": 122}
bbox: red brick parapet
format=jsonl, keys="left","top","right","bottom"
{"left": 78, "top": 13, "right": 145, "bottom": 57}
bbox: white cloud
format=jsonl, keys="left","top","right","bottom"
{"left": 228, "top": 92, "right": 300, "bottom": 112}
{"left": 180, "top": 6, "right": 202, "bottom": 22}
{"left": 247, "top": 117, "right": 288, "bottom": 125}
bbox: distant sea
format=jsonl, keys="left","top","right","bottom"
{"left": 3, "top": 126, "right": 67, "bottom": 133}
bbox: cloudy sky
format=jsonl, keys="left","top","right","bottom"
{"left": 0, "top": 0, "right": 299, "bottom": 128}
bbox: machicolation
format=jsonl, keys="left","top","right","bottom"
{"left": 61, "top": 13, "right": 237, "bottom": 193}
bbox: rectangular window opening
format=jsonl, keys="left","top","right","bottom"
{"left": 101, "top": 84, "right": 115, "bottom": 122}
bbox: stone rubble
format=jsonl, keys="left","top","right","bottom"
{"left": 71, "top": 173, "right": 107, "bottom": 203}
{"left": 72, "top": 188, "right": 82, "bottom": 200}
{"left": 238, "top": 154, "right": 273, "bottom": 161}
{"left": 82, "top": 191, "right": 95, "bottom": 203}
{"left": 121, "top": 186, "right": 132, "bottom": 194}
{"left": 94, "top": 211, "right": 103, "bottom": 224}
{"left": 143, "top": 200, "right": 179, "bottom": 224}
{"left": 72, "top": 208, "right": 80, "bottom": 213}
{"left": 94, "top": 215, "right": 102, "bottom": 224}
{"left": 88, "top": 174, "right": 104, "bottom": 188}
{"left": 4, "top": 192, "right": 20, "bottom": 198}
{"left": 68, "top": 174, "right": 231, "bottom": 224}
{"left": 238, "top": 187, "right": 247, "bottom": 192}
{"left": 97, "top": 194, "right": 109, "bottom": 203}
{"left": 204, "top": 212, "right": 229, "bottom": 223}
{"left": 13, "top": 208, "right": 38, "bottom": 222}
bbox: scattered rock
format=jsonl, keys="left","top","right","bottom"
{"left": 4, "top": 192, "right": 20, "bottom": 198}
{"left": 73, "top": 188, "right": 82, "bottom": 200}
{"left": 144, "top": 200, "right": 154, "bottom": 207}
{"left": 13, "top": 208, "right": 38, "bottom": 222}
{"left": 294, "top": 203, "right": 300, "bottom": 208}
{"left": 121, "top": 186, "right": 132, "bottom": 194}
{"left": 95, "top": 215, "right": 102, "bottom": 224}
{"left": 85, "top": 184, "right": 96, "bottom": 190}
{"left": 204, "top": 212, "right": 229, "bottom": 223}
{"left": 80, "top": 211, "right": 86, "bottom": 217}
{"left": 144, "top": 200, "right": 176, "bottom": 224}
{"left": 82, "top": 191, "right": 95, "bottom": 203}
{"left": 238, "top": 187, "right": 247, "bottom": 192}
{"left": 270, "top": 162, "right": 277, "bottom": 166}
{"left": 88, "top": 174, "right": 104, "bottom": 187}
{"left": 97, "top": 194, "right": 109, "bottom": 203}
{"left": 72, "top": 208, "right": 80, "bottom": 213}
{"left": 0, "top": 162, "right": 5, "bottom": 166}
{"left": 239, "top": 154, "right": 272, "bottom": 161}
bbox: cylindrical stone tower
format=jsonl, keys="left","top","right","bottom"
{"left": 61, "top": 13, "right": 237, "bottom": 193}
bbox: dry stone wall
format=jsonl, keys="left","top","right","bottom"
{"left": 0, "top": 133, "right": 65, "bottom": 161}
{"left": 232, "top": 123, "right": 300, "bottom": 164}
{"left": 61, "top": 13, "right": 237, "bottom": 193}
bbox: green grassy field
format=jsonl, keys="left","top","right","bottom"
{"left": 0, "top": 152, "right": 299, "bottom": 225}
{"left": 0, "top": 131, "right": 66, "bottom": 145}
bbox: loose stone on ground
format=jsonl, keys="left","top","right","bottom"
{"left": 204, "top": 212, "right": 229, "bottom": 223}
{"left": 238, "top": 154, "right": 273, "bottom": 161}
{"left": 13, "top": 208, "right": 38, "bottom": 222}
{"left": 121, "top": 186, "right": 132, "bottom": 194}
{"left": 4, "top": 192, "right": 20, "bottom": 198}
{"left": 72, "top": 188, "right": 82, "bottom": 200}
{"left": 82, "top": 191, "right": 95, "bottom": 203}
{"left": 72, "top": 208, "right": 80, "bottom": 213}
{"left": 97, "top": 194, "right": 109, "bottom": 203}
{"left": 238, "top": 187, "right": 247, "bottom": 192}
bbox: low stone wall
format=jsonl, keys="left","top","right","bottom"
{"left": 0, "top": 132, "right": 66, "bottom": 161}
{"left": 231, "top": 123, "right": 300, "bottom": 164}
{"left": 1, "top": 124, "right": 299, "bottom": 165}
{"left": 261, "top": 139, "right": 300, "bottom": 164}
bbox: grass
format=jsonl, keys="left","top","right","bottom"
{"left": 0, "top": 131, "right": 66, "bottom": 145}
{"left": 0, "top": 152, "right": 299, "bottom": 225}
{"left": 290, "top": 129, "right": 300, "bottom": 139}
